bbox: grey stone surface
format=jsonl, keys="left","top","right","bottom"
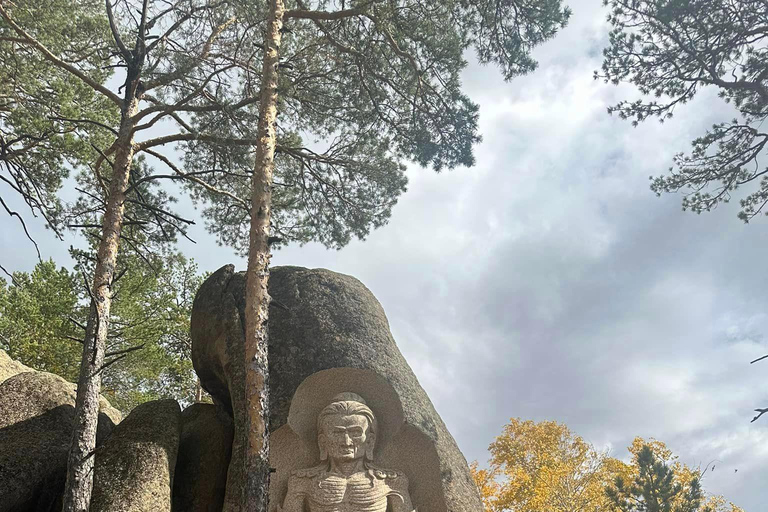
{"left": 173, "top": 403, "right": 234, "bottom": 512}
{"left": 0, "top": 369, "right": 120, "bottom": 512}
{"left": 191, "top": 265, "right": 483, "bottom": 512}
{"left": 0, "top": 348, "right": 34, "bottom": 384}
{"left": 90, "top": 399, "right": 181, "bottom": 512}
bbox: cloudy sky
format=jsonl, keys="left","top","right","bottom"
{"left": 2, "top": 0, "right": 766, "bottom": 508}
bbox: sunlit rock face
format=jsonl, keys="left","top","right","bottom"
{"left": 90, "top": 399, "right": 181, "bottom": 512}
{"left": 191, "top": 265, "right": 483, "bottom": 512}
{"left": 0, "top": 356, "right": 120, "bottom": 512}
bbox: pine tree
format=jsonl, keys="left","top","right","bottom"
{"left": 606, "top": 445, "right": 705, "bottom": 512}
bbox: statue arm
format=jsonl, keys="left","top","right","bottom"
{"left": 279, "top": 475, "right": 306, "bottom": 512}
{"left": 387, "top": 473, "right": 416, "bottom": 512}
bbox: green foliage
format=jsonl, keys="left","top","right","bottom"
{"left": 100, "top": 252, "right": 203, "bottom": 411}
{"left": 0, "top": 260, "right": 82, "bottom": 380}
{"left": 606, "top": 445, "right": 704, "bottom": 512}
{"left": 597, "top": 0, "right": 768, "bottom": 221}
{"left": 184, "top": 0, "right": 571, "bottom": 253}
{"left": 0, "top": 255, "right": 203, "bottom": 411}
{"left": 0, "top": 0, "right": 116, "bottom": 234}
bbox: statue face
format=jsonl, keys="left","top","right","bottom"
{"left": 321, "top": 413, "right": 370, "bottom": 462}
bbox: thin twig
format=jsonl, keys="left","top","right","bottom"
{"left": 105, "top": 343, "right": 145, "bottom": 358}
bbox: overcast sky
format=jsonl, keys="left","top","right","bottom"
{"left": 1, "top": 0, "right": 766, "bottom": 509}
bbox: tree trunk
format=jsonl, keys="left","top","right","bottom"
{"left": 240, "top": 0, "right": 284, "bottom": 510}
{"left": 61, "top": 85, "right": 141, "bottom": 512}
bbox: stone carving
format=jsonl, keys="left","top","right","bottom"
{"left": 278, "top": 392, "right": 415, "bottom": 512}
{"left": 193, "top": 266, "right": 483, "bottom": 511}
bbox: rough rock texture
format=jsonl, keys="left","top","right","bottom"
{"left": 191, "top": 265, "right": 483, "bottom": 512}
{"left": 90, "top": 399, "right": 181, "bottom": 512}
{"left": 0, "top": 370, "right": 120, "bottom": 512}
{"left": 173, "top": 403, "right": 234, "bottom": 512}
{"left": 0, "top": 348, "right": 34, "bottom": 384}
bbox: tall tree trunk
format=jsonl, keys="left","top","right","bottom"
{"left": 241, "top": 0, "right": 284, "bottom": 510}
{"left": 61, "top": 81, "right": 141, "bottom": 512}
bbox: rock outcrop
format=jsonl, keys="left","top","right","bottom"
{"left": 91, "top": 399, "right": 181, "bottom": 512}
{"left": 0, "top": 348, "right": 34, "bottom": 384}
{"left": 173, "top": 403, "right": 234, "bottom": 512}
{"left": 0, "top": 368, "right": 120, "bottom": 512}
{"left": 191, "top": 265, "right": 483, "bottom": 512}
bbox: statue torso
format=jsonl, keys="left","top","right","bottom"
{"left": 283, "top": 465, "right": 411, "bottom": 512}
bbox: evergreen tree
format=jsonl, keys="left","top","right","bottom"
{"left": 224, "top": 1, "right": 572, "bottom": 509}
{"left": 597, "top": 0, "right": 768, "bottom": 221}
{"left": 2, "top": 0, "right": 573, "bottom": 508}
{"left": 606, "top": 445, "right": 705, "bottom": 512}
{"left": 0, "top": 255, "right": 203, "bottom": 411}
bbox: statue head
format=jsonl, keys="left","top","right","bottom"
{"left": 317, "top": 392, "right": 377, "bottom": 463}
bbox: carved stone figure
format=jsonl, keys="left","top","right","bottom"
{"left": 278, "top": 392, "right": 415, "bottom": 512}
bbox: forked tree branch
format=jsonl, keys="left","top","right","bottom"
{"left": 105, "top": 0, "right": 132, "bottom": 62}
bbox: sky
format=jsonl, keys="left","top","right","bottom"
{"left": 1, "top": 0, "right": 766, "bottom": 509}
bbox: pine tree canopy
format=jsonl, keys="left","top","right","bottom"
{"left": 183, "top": 0, "right": 572, "bottom": 252}
{"left": 597, "top": 0, "right": 768, "bottom": 222}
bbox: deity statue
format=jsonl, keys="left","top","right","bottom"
{"left": 278, "top": 392, "right": 416, "bottom": 512}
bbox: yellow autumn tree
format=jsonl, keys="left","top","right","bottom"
{"left": 471, "top": 425, "right": 745, "bottom": 512}
{"left": 471, "top": 418, "right": 628, "bottom": 512}
{"left": 469, "top": 461, "right": 501, "bottom": 512}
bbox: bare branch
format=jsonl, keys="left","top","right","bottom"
{"left": 141, "top": 147, "right": 249, "bottom": 208}
{"left": 0, "top": 195, "right": 41, "bottom": 260}
{"left": 105, "top": 0, "right": 132, "bottom": 62}
{"left": 105, "top": 343, "right": 145, "bottom": 358}
{"left": 143, "top": 16, "right": 236, "bottom": 91}
{"left": 136, "top": 132, "right": 257, "bottom": 151}
{"left": 0, "top": 263, "right": 20, "bottom": 287}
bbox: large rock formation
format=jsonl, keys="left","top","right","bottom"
{"left": 90, "top": 399, "right": 181, "bottom": 512}
{"left": 173, "top": 403, "right": 234, "bottom": 512}
{"left": 0, "top": 365, "right": 121, "bottom": 512}
{"left": 191, "top": 265, "right": 483, "bottom": 512}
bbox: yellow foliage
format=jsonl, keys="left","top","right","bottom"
{"left": 470, "top": 461, "right": 500, "bottom": 512}
{"left": 474, "top": 418, "right": 623, "bottom": 512}
{"left": 472, "top": 428, "right": 745, "bottom": 512}
{"left": 703, "top": 495, "right": 746, "bottom": 512}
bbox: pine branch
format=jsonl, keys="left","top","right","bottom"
{"left": 0, "top": 4, "right": 122, "bottom": 106}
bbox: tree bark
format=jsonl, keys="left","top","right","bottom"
{"left": 240, "top": 0, "right": 284, "bottom": 510}
{"left": 60, "top": 79, "right": 141, "bottom": 512}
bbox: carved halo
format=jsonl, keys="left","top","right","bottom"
{"left": 287, "top": 368, "right": 406, "bottom": 459}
